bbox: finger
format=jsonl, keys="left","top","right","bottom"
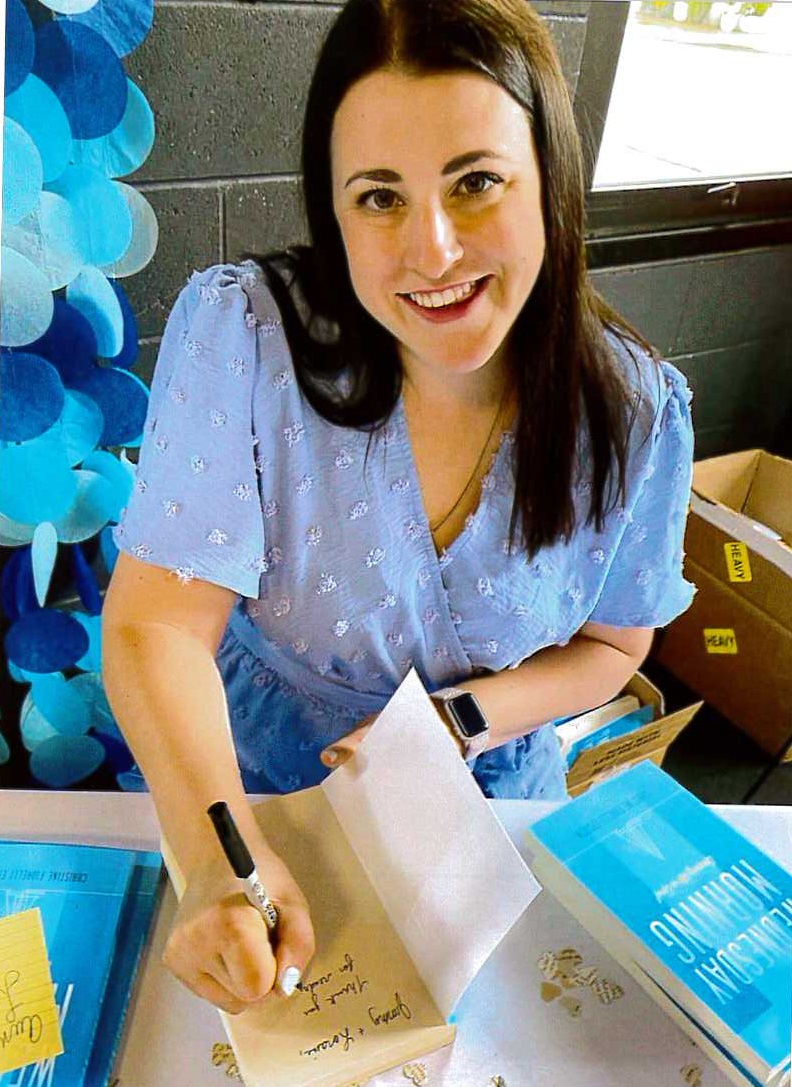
{"left": 274, "top": 902, "right": 316, "bottom": 997}
{"left": 320, "top": 723, "right": 373, "bottom": 767}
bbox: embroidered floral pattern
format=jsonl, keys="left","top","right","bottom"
{"left": 234, "top": 483, "right": 253, "bottom": 501}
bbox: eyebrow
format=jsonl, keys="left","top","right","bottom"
{"left": 344, "top": 149, "right": 503, "bottom": 188}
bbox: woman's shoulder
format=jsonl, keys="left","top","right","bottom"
{"left": 603, "top": 325, "right": 692, "bottom": 438}
{"left": 181, "top": 260, "right": 284, "bottom": 330}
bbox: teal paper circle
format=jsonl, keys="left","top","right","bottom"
{"left": 50, "top": 469, "right": 115, "bottom": 543}
{"left": 0, "top": 351, "right": 65, "bottom": 441}
{"left": 30, "top": 672, "right": 92, "bottom": 736}
{"left": 71, "top": 78, "right": 154, "bottom": 179}
{"left": 41, "top": 0, "right": 99, "bottom": 12}
{"left": 21, "top": 694, "right": 58, "bottom": 751}
{"left": 61, "top": 389, "right": 105, "bottom": 466}
{"left": 30, "top": 733, "right": 106, "bottom": 787}
{"left": 4, "top": 74, "right": 72, "bottom": 184}
{"left": 99, "top": 183, "right": 158, "bottom": 278}
{"left": 82, "top": 450, "right": 134, "bottom": 520}
{"left": 47, "top": 165, "right": 132, "bottom": 268}
{"left": 69, "top": 0, "right": 154, "bottom": 58}
{"left": 3, "top": 118, "right": 43, "bottom": 227}
{"left": 3, "top": 191, "right": 83, "bottom": 291}
{"left": 69, "top": 672, "right": 117, "bottom": 734}
{"left": 0, "top": 427, "right": 76, "bottom": 523}
{"left": 66, "top": 267, "right": 124, "bottom": 357}
{"left": 0, "top": 514, "right": 36, "bottom": 547}
{"left": 72, "top": 614, "right": 103, "bottom": 672}
{"left": 0, "top": 248, "right": 55, "bottom": 348}
{"left": 0, "top": 733, "right": 9, "bottom": 765}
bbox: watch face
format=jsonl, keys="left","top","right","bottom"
{"left": 447, "top": 693, "right": 487, "bottom": 738}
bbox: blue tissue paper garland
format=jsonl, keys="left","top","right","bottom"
{"left": 1, "top": 0, "right": 157, "bottom": 788}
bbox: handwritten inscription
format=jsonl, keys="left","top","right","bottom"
{"left": 300, "top": 1025, "right": 355, "bottom": 1060}
{"left": 0, "top": 972, "right": 43, "bottom": 1053}
{"left": 297, "top": 954, "right": 370, "bottom": 1016}
{"left": 368, "top": 992, "right": 412, "bottom": 1027}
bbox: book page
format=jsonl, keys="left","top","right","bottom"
{"left": 165, "top": 787, "right": 454, "bottom": 1087}
{"left": 0, "top": 909, "right": 63, "bottom": 1074}
{"left": 323, "top": 669, "right": 541, "bottom": 1016}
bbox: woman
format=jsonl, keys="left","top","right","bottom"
{"left": 103, "top": 0, "right": 694, "bottom": 1016}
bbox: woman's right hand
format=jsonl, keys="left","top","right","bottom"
{"left": 162, "top": 847, "right": 316, "bottom": 1015}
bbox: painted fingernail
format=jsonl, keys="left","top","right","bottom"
{"left": 280, "top": 966, "right": 301, "bottom": 997}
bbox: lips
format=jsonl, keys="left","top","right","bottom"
{"left": 399, "top": 276, "right": 490, "bottom": 324}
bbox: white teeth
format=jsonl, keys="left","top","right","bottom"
{"left": 406, "top": 280, "right": 478, "bottom": 309}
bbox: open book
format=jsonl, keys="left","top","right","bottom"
{"left": 163, "top": 670, "right": 540, "bottom": 1087}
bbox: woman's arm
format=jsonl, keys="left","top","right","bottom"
{"left": 459, "top": 621, "right": 654, "bottom": 749}
{"left": 102, "top": 553, "right": 315, "bottom": 1010}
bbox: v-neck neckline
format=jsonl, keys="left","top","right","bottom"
{"left": 393, "top": 393, "right": 514, "bottom": 569}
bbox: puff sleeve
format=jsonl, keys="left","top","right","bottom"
{"left": 587, "top": 360, "right": 696, "bottom": 628}
{"left": 114, "top": 265, "right": 266, "bottom": 597}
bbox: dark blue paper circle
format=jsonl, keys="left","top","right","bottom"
{"left": 69, "top": 0, "right": 154, "bottom": 58}
{"left": 108, "top": 280, "right": 138, "bottom": 368}
{"left": 74, "top": 367, "right": 149, "bottom": 446}
{"left": 33, "top": 21, "right": 128, "bottom": 139}
{"left": 30, "top": 733, "right": 106, "bottom": 787}
{"left": 0, "top": 351, "right": 66, "bottom": 441}
{"left": 0, "top": 547, "right": 37, "bottom": 622}
{"left": 6, "top": 0, "right": 35, "bottom": 96}
{"left": 26, "top": 299, "right": 98, "bottom": 386}
{"left": 4, "top": 608, "right": 90, "bottom": 673}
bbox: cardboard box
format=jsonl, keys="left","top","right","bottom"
{"left": 566, "top": 672, "right": 701, "bottom": 797}
{"left": 656, "top": 449, "right": 792, "bottom": 761}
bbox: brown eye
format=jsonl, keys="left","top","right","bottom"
{"left": 358, "top": 188, "right": 401, "bottom": 211}
{"left": 456, "top": 171, "right": 502, "bottom": 196}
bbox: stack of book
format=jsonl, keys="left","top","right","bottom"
{"left": 526, "top": 761, "right": 792, "bottom": 1087}
{"left": 0, "top": 840, "right": 162, "bottom": 1087}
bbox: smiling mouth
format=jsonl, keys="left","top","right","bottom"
{"left": 399, "top": 276, "right": 489, "bottom": 311}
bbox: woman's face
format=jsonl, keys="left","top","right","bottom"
{"left": 331, "top": 68, "right": 545, "bottom": 385}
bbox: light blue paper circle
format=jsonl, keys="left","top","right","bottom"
{"left": 0, "top": 514, "right": 36, "bottom": 548}
{"left": 0, "top": 733, "right": 9, "bottom": 766}
{"left": 6, "top": 0, "right": 35, "bottom": 96}
{"left": 72, "top": 613, "right": 103, "bottom": 672}
{"left": 61, "top": 389, "right": 105, "bottom": 466}
{"left": 41, "top": 0, "right": 99, "bottom": 12}
{"left": 30, "top": 672, "right": 92, "bottom": 736}
{"left": 3, "top": 118, "right": 44, "bottom": 227}
{"left": 21, "top": 694, "right": 58, "bottom": 751}
{"left": 32, "top": 522, "right": 59, "bottom": 607}
{"left": 66, "top": 267, "right": 124, "bottom": 357}
{"left": 3, "top": 191, "right": 83, "bottom": 291}
{"left": 51, "top": 469, "right": 115, "bottom": 543}
{"left": 4, "top": 75, "right": 72, "bottom": 184}
{"left": 100, "top": 523, "right": 119, "bottom": 575}
{"left": 0, "top": 248, "right": 55, "bottom": 348}
{"left": 33, "top": 21, "right": 128, "bottom": 140}
{"left": 71, "top": 78, "right": 154, "bottom": 179}
{"left": 75, "top": 367, "right": 149, "bottom": 446}
{"left": 69, "top": 671, "right": 117, "bottom": 734}
{"left": 0, "top": 351, "right": 66, "bottom": 442}
{"left": 82, "top": 450, "right": 134, "bottom": 520}
{"left": 30, "top": 733, "right": 106, "bottom": 787}
{"left": 99, "top": 183, "right": 158, "bottom": 278}
{"left": 69, "top": 0, "right": 154, "bottom": 58}
{"left": 0, "top": 427, "right": 76, "bottom": 523}
{"left": 47, "top": 165, "right": 132, "bottom": 268}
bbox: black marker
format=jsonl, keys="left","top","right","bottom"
{"left": 207, "top": 801, "right": 279, "bottom": 931}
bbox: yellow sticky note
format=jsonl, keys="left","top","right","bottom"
{"left": 0, "top": 908, "right": 64, "bottom": 1073}
{"left": 703, "top": 628, "right": 738, "bottom": 654}
{"left": 724, "top": 542, "right": 752, "bottom": 583}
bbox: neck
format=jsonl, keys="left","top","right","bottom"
{"left": 401, "top": 352, "right": 510, "bottom": 416}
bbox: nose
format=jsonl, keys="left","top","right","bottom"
{"left": 402, "top": 201, "right": 463, "bottom": 282}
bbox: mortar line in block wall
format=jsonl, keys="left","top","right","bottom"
{"left": 134, "top": 173, "right": 302, "bottom": 191}
{"left": 219, "top": 186, "right": 226, "bottom": 263}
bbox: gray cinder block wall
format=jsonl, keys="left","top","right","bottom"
{"left": 125, "top": 0, "right": 792, "bottom": 460}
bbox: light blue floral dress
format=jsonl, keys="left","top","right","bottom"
{"left": 114, "top": 262, "right": 695, "bottom": 799}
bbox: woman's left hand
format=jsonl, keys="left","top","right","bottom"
{"left": 319, "top": 703, "right": 466, "bottom": 769}
{"left": 319, "top": 714, "right": 378, "bottom": 768}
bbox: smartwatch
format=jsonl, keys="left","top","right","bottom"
{"left": 430, "top": 687, "right": 490, "bottom": 760}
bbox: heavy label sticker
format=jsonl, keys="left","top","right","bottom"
{"left": 724, "top": 541, "right": 752, "bottom": 582}
{"left": 704, "top": 628, "right": 738, "bottom": 654}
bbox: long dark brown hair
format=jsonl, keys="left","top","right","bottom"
{"left": 250, "top": 0, "right": 656, "bottom": 557}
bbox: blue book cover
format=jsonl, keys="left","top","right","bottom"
{"left": 0, "top": 841, "right": 136, "bottom": 1087}
{"left": 565, "top": 704, "right": 654, "bottom": 769}
{"left": 83, "top": 852, "right": 162, "bottom": 1087}
{"left": 527, "top": 762, "right": 792, "bottom": 1081}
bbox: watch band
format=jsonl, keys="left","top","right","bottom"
{"left": 431, "top": 687, "right": 490, "bottom": 760}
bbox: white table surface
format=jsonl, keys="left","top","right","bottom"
{"left": 2, "top": 790, "right": 790, "bottom": 1087}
